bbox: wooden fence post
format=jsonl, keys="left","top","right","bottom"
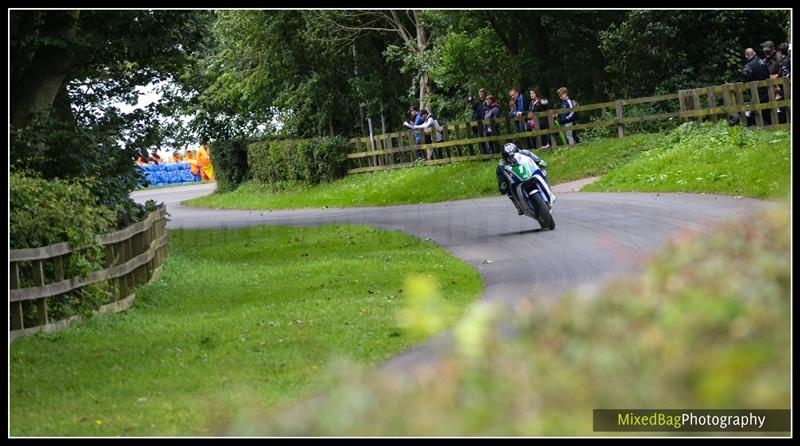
{"left": 678, "top": 90, "right": 688, "bottom": 122}
{"left": 783, "top": 77, "right": 791, "bottom": 123}
{"left": 691, "top": 89, "right": 703, "bottom": 123}
{"left": 452, "top": 123, "right": 462, "bottom": 157}
{"left": 397, "top": 130, "right": 405, "bottom": 164}
{"left": 707, "top": 87, "right": 718, "bottom": 123}
{"left": 734, "top": 83, "right": 747, "bottom": 126}
{"left": 32, "top": 260, "right": 48, "bottom": 326}
{"left": 767, "top": 79, "right": 779, "bottom": 126}
{"left": 547, "top": 110, "right": 557, "bottom": 149}
{"left": 53, "top": 255, "right": 65, "bottom": 282}
{"left": 749, "top": 82, "right": 764, "bottom": 127}
{"left": 722, "top": 84, "right": 733, "bottom": 120}
{"left": 615, "top": 100, "right": 624, "bottom": 138}
{"left": 11, "top": 263, "right": 23, "bottom": 331}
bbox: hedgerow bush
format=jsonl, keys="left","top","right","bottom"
{"left": 247, "top": 136, "right": 350, "bottom": 190}
{"left": 10, "top": 172, "right": 120, "bottom": 323}
{"left": 209, "top": 138, "right": 252, "bottom": 192}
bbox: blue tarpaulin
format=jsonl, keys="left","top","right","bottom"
{"left": 138, "top": 162, "right": 201, "bottom": 186}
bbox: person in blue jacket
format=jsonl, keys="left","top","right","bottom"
{"left": 403, "top": 106, "right": 425, "bottom": 159}
{"left": 509, "top": 88, "right": 525, "bottom": 134}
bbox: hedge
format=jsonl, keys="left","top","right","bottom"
{"left": 247, "top": 136, "right": 350, "bottom": 190}
{"left": 210, "top": 138, "right": 252, "bottom": 192}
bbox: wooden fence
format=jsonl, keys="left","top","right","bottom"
{"left": 9, "top": 205, "right": 169, "bottom": 340}
{"left": 346, "top": 78, "right": 791, "bottom": 174}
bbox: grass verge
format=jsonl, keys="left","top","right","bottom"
{"left": 583, "top": 122, "right": 790, "bottom": 199}
{"left": 10, "top": 224, "right": 482, "bottom": 436}
{"left": 184, "top": 134, "right": 662, "bottom": 209}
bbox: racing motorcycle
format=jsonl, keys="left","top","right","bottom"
{"left": 499, "top": 152, "right": 556, "bottom": 230}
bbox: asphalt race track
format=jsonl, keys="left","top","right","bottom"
{"left": 132, "top": 181, "right": 767, "bottom": 373}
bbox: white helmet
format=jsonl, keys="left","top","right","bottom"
{"left": 502, "top": 143, "right": 519, "bottom": 163}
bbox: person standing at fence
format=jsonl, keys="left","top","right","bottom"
{"left": 739, "top": 48, "right": 771, "bottom": 126}
{"left": 557, "top": 87, "right": 579, "bottom": 145}
{"left": 529, "top": 89, "right": 551, "bottom": 149}
{"left": 509, "top": 89, "right": 525, "bottom": 135}
{"left": 404, "top": 106, "right": 425, "bottom": 160}
{"left": 405, "top": 109, "right": 444, "bottom": 160}
{"left": 469, "top": 95, "right": 489, "bottom": 154}
{"left": 776, "top": 42, "right": 790, "bottom": 78}
{"left": 761, "top": 41, "right": 777, "bottom": 68}
{"left": 483, "top": 95, "right": 502, "bottom": 153}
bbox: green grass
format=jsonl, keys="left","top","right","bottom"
{"left": 185, "top": 133, "right": 662, "bottom": 210}
{"left": 10, "top": 224, "right": 483, "bottom": 436}
{"left": 231, "top": 203, "right": 790, "bottom": 436}
{"left": 583, "top": 122, "right": 791, "bottom": 199}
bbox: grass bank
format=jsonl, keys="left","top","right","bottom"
{"left": 584, "top": 122, "right": 790, "bottom": 199}
{"left": 185, "top": 133, "right": 662, "bottom": 209}
{"left": 10, "top": 224, "right": 482, "bottom": 436}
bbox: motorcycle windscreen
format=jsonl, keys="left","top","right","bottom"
{"left": 511, "top": 163, "right": 534, "bottom": 181}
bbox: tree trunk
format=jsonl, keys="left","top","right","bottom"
{"left": 10, "top": 10, "right": 80, "bottom": 129}
{"left": 380, "top": 100, "right": 387, "bottom": 134}
{"left": 414, "top": 10, "right": 431, "bottom": 111}
{"left": 358, "top": 105, "right": 366, "bottom": 137}
{"left": 52, "top": 82, "right": 74, "bottom": 124}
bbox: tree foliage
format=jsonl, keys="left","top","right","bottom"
{"left": 185, "top": 9, "right": 788, "bottom": 140}
{"left": 10, "top": 10, "right": 207, "bottom": 227}
{"left": 599, "top": 10, "right": 790, "bottom": 98}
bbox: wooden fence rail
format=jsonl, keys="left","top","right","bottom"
{"left": 9, "top": 205, "right": 169, "bottom": 340}
{"left": 347, "top": 78, "right": 791, "bottom": 174}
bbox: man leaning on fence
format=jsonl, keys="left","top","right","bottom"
{"left": 739, "top": 47, "right": 772, "bottom": 126}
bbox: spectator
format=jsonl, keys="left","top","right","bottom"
{"left": 404, "top": 106, "right": 424, "bottom": 159}
{"left": 171, "top": 150, "right": 183, "bottom": 163}
{"left": 739, "top": 48, "right": 771, "bottom": 126}
{"left": 769, "top": 60, "right": 781, "bottom": 79}
{"left": 761, "top": 41, "right": 777, "bottom": 68}
{"left": 197, "top": 143, "right": 215, "bottom": 181}
{"left": 775, "top": 86, "right": 788, "bottom": 124}
{"left": 509, "top": 88, "right": 525, "bottom": 134}
{"left": 776, "top": 42, "right": 790, "bottom": 78}
{"left": 185, "top": 149, "right": 200, "bottom": 179}
{"left": 484, "top": 95, "right": 502, "bottom": 153}
{"left": 134, "top": 150, "right": 147, "bottom": 165}
{"left": 405, "top": 109, "right": 444, "bottom": 160}
{"left": 528, "top": 89, "right": 551, "bottom": 149}
{"left": 556, "top": 87, "right": 580, "bottom": 145}
{"left": 149, "top": 148, "right": 162, "bottom": 164}
{"left": 469, "top": 95, "right": 488, "bottom": 153}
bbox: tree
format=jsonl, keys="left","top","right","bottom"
{"left": 11, "top": 10, "right": 207, "bottom": 226}
{"left": 318, "top": 10, "right": 434, "bottom": 111}
{"left": 599, "top": 10, "right": 789, "bottom": 99}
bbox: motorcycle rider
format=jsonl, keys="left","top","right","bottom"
{"left": 497, "top": 142, "right": 549, "bottom": 215}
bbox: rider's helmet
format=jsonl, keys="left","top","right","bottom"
{"left": 502, "top": 143, "right": 519, "bottom": 164}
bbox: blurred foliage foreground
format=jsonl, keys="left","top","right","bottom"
{"left": 219, "top": 202, "right": 790, "bottom": 436}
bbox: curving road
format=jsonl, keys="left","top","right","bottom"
{"left": 132, "top": 181, "right": 767, "bottom": 373}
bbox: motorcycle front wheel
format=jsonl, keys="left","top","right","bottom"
{"left": 532, "top": 192, "right": 555, "bottom": 230}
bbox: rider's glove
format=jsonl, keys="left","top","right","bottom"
{"left": 537, "top": 160, "right": 547, "bottom": 169}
